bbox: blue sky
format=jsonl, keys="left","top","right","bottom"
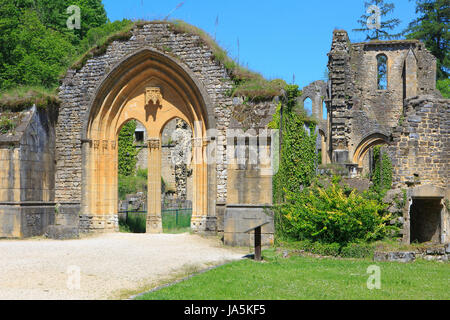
{"left": 103, "top": 0, "right": 418, "bottom": 89}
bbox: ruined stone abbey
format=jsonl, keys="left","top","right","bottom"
{"left": 0, "top": 23, "right": 448, "bottom": 246}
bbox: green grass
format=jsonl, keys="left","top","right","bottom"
{"left": 137, "top": 249, "right": 450, "bottom": 300}
{"left": 119, "top": 210, "right": 192, "bottom": 234}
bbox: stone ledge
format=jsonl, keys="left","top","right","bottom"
{"left": 374, "top": 251, "right": 416, "bottom": 263}
{"left": 45, "top": 225, "right": 79, "bottom": 240}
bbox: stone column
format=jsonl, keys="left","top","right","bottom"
{"left": 146, "top": 137, "right": 163, "bottom": 233}
{"left": 191, "top": 137, "right": 208, "bottom": 232}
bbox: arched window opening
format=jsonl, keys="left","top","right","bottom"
{"left": 118, "top": 119, "right": 148, "bottom": 233}
{"left": 377, "top": 54, "right": 388, "bottom": 90}
{"left": 161, "top": 118, "right": 193, "bottom": 233}
{"left": 303, "top": 98, "right": 312, "bottom": 117}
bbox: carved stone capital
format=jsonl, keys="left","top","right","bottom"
{"left": 148, "top": 138, "right": 161, "bottom": 150}
{"left": 102, "top": 140, "right": 109, "bottom": 150}
{"left": 93, "top": 140, "right": 100, "bottom": 149}
{"left": 110, "top": 141, "right": 116, "bottom": 150}
{"left": 145, "top": 87, "right": 163, "bottom": 105}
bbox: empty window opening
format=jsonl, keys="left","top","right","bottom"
{"left": 303, "top": 98, "right": 312, "bottom": 116}
{"left": 377, "top": 54, "right": 388, "bottom": 90}
{"left": 135, "top": 131, "right": 144, "bottom": 143}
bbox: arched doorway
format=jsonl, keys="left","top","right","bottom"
{"left": 353, "top": 133, "right": 390, "bottom": 171}
{"left": 81, "top": 49, "right": 215, "bottom": 234}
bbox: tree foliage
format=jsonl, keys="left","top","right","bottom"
{"left": 0, "top": 10, "right": 75, "bottom": 89}
{"left": 0, "top": 0, "right": 108, "bottom": 90}
{"left": 353, "top": 0, "right": 402, "bottom": 40}
{"left": 404, "top": 0, "right": 449, "bottom": 80}
{"left": 437, "top": 78, "right": 450, "bottom": 98}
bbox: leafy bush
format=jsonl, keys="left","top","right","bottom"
{"left": 278, "top": 239, "right": 372, "bottom": 258}
{"left": 310, "top": 242, "right": 341, "bottom": 257}
{"left": 277, "top": 181, "right": 395, "bottom": 244}
{"left": 340, "top": 242, "right": 376, "bottom": 259}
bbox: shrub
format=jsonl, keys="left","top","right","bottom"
{"left": 119, "top": 213, "right": 146, "bottom": 233}
{"left": 118, "top": 174, "right": 147, "bottom": 200}
{"left": 310, "top": 242, "right": 341, "bottom": 257}
{"left": 340, "top": 242, "right": 376, "bottom": 259}
{"left": 278, "top": 181, "right": 395, "bottom": 244}
{"left": 0, "top": 116, "right": 16, "bottom": 134}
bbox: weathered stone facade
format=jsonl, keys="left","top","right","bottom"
{"left": 1, "top": 25, "right": 447, "bottom": 247}
{"left": 305, "top": 30, "right": 449, "bottom": 244}
{"left": 54, "top": 22, "right": 275, "bottom": 243}
{"left": 0, "top": 106, "right": 57, "bottom": 238}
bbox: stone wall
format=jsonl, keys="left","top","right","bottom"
{"left": 388, "top": 96, "right": 449, "bottom": 189}
{"left": 0, "top": 106, "right": 57, "bottom": 238}
{"left": 57, "top": 22, "right": 276, "bottom": 243}
{"left": 327, "top": 30, "right": 438, "bottom": 165}
{"left": 57, "top": 23, "right": 235, "bottom": 210}
{"left": 223, "top": 99, "right": 277, "bottom": 245}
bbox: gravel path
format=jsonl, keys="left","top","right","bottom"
{"left": 0, "top": 233, "right": 246, "bottom": 300}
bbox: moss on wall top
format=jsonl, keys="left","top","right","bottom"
{"left": 0, "top": 19, "right": 284, "bottom": 112}
{"left": 0, "top": 87, "right": 60, "bottom": 113}
{"left": 70, "top": 19, "right": 285, "bottom": 101}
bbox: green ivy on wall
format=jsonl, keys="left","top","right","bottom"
{"left": 273, "top": 85, "right": 318, "bottom": 204}
{"left": 118, "top": 120, "right": 138, "bottom": 177}
{"left": 371, "top": 145, "right": 393, "bottom": 195}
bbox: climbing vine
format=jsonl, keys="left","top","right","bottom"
{"left": 371, "top": 145, "right": 393, "bottom": 195}
{"left": 273, "top": 85, "right": 318, "bottom": 204}
{"left": 118, "top": 120, "right": 138, "bottom": 177}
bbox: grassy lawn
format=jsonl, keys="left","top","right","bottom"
{"left": 137, "top": 249, "right": 450, "bottom": 300}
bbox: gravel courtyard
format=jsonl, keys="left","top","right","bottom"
{"left": 0, "top": 233, "right": 246, "bottom": 300}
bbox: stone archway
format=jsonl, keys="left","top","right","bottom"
{"left": 81, "top": 49, "right": 214, "bottom": 234}
{"left": 353, "top": 133, "right": 390, "bottom": 168}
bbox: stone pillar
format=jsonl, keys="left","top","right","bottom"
{"left": 191, "top": 137, "right": 208, "bottom": 232}
{"left": 405, "top": 48, "right": 418, "bottom": 99}
{"left": 321, "top": 135, "right": 328, "bottom": 165}
{"left": 146, "top": 137, "right": 163, "bottom": 233}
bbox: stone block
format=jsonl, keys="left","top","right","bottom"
{"left": 224, "top": 204, "right": 274, "bottom": 247}
{"left": 45, "top": 225, "right": 79, "bottom": 240}
{"left": 374, "top": 251, "right": 416, "bottom": 263}
{"left": 426, "top": 247, "right": 446, "bottom": 255}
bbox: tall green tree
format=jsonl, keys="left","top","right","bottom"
{"left": 0, "top": 0, "right": 108, "bottom": 90}
{"left": 353, "top": 0, "right": 402, "bottom": 40}
{"left": 0, "top": 9, "right": 75, "bottom": 89}
{"left": 34, "top": 0, "right": 108, "bottom": 45}
{"left": 404, "top": 0, "right": 449, "bottom": 80}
